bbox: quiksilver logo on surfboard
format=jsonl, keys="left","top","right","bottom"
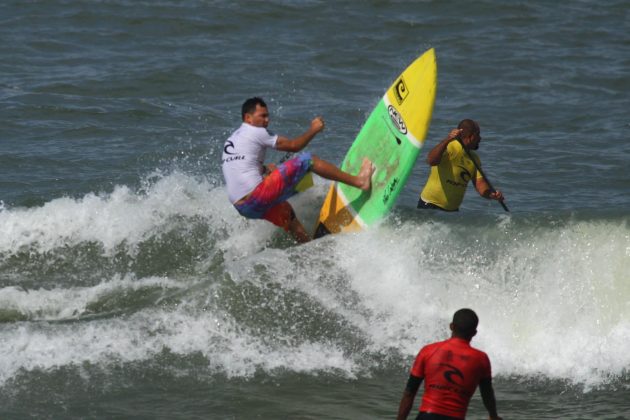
{"left": 388, "top": 105, "right": 408, "bottom": 135}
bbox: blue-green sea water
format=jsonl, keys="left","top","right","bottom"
{"left": 1, "top": 1, "right": 629, "bottom": 418}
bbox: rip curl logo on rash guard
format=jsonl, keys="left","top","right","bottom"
{"left": 458, "top": 166, "right": 472, "bottom": 183}
{"left": 427, "top": 363, "right": 468, "bottom": 397}
{"left": 439, "top": 363, "right": 465, "bottom": 386}
{"left": 221, "top": 140, "right": 246, "bottom": 164}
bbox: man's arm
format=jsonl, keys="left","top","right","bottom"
{"left": 397, "top": 375, "right": 422, "bottom": 420}
{"left": 473, "top": 176, "right": 504, "bottom": 201}
{"left": 426, "top": 128, "right": 462, "bottom": 165}
{"left": 274, "top": 116, "right": 325, "bottom": 152}
{"left": 479, "top": 378, "right": 502, "bottom": 420}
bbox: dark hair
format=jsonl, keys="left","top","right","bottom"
{"left": 457, "top": 119, "right": 480, "bottom": 137}
{"left": 241, "top": 97, "right": 267, "bottom": 120}
{"left": 452, "top": 308, "right": 479, "bottom": 339}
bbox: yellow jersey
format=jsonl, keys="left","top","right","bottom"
{"left": 420, "top": 140, "right": 482, "bottom": 211}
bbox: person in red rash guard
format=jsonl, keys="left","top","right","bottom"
{"left": 397, "top": 308, "right": 502, "bottom": 420}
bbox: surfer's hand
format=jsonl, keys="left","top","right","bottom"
{"left": 489, "top": 189, "right": 504, "bottom": 201}
{"left": 448, "top": 128, "right": 463, "bottom": 140}
{"left": 311, "top": 116, "right": 325, "bottom": 133}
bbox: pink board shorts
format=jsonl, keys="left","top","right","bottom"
{"left": 234, "top": 152, "right": 313, "bottom": 230}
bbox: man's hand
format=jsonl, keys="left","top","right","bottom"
{"left": 488, "top": 189, "right": 504, "bottom": 201}
{"left": 448, "top": 128, "right": 463, "bottom": 141}
{"left": 427, "top": 128, "right": 462, "bottom": 165}
{"left": 311, "top": 116, "right": 325, "bottom": 133}
{"left": 275, "top": 117, "right": 324, "bottom": 153}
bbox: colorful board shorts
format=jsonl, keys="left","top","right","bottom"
{"left": 234, "top": 152, "right": 313, "bottom": 231}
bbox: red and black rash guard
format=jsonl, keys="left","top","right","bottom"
{"left": 410, "top": 337, "right": 491, "bottom": 419}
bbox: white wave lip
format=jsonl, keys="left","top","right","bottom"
{"left": 0, "top": 172, "right": 229, "bottom": 255}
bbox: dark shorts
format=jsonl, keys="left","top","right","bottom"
{"left": 417, "top": 198, "right": 458, "bottom": 212}
{"left": 415, "top": 412, "right": 463, "bottom": 420}
{"left": 234, "top": 152, "right": 313, "bottom": 230}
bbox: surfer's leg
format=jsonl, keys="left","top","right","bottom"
{"left": 287, "top": 216, "right": 311, "bottom": 243}
{"left": 311, "top": 155, "right": 374, "bottom": 191}
{"left": 263, "top": 201, "right": 310, "bottom": 243}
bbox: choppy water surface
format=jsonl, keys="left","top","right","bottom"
{"left": 1, "top": 1, "right": 629, "bottom": 418}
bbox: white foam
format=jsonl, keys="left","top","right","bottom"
{"left": 0, "top": 171, "right": 227, "bottom": 255}
{"left": 236, "top": 216, "right": 630, "bottom": 387}
{"left": 321, "top": 218, "right": 630, "bottom": 388}
{"left": 1, "top": 173, "right": 629, "bottom": 388}
{"left": 0, "top": 275, "right": 185, "bottom": 321}
{"left": 0, "top": 305, "right": 359, "bottom": 385}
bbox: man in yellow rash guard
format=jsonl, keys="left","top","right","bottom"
{"left": 419, "top": 119, "right": 504, "bottom": 211}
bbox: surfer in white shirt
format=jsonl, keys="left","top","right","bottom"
{"left": 222, "top": 97, "right": 374, "bottom": 243}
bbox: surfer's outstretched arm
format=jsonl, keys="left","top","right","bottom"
{"left": 275, "top": 117, "right": 325, "bottom": 153}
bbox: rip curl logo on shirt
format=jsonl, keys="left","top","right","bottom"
{"left": 224, "top": 140, "right": 236, "bottom": 155}
{"left": 458, "top": 166, "right": 472, "bottom": 183}
{"left": 439, "top": 363, "right": 465, "bottom": 386}
{"left": 221, "top": 140, "right": 246, "bottom": 164}
{"left": 388, "top": 105, "right": 408, "bottom": 135}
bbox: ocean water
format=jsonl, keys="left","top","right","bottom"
{"left": 1, "top": 0, "right": 629, "bottom": 418}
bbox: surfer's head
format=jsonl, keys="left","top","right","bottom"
{"left": 242, "top": 97, "right": 270, "bottom": 128}
{"left": 450, "top": 308, "right": 479, "bottom": 341}
{"left": 457, "top": 119, "right": 481, "bottom": 150}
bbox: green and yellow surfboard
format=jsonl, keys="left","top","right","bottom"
{"left": 314, "top": 48, "right": 437, "bottom": 238}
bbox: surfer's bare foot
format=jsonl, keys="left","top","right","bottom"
{"left": 357, "top": 158, "right": 375, "bottom": 191}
